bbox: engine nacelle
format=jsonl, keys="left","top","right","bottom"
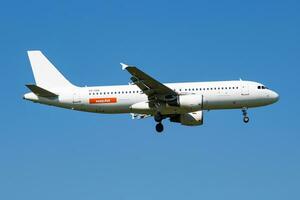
{"left": 168, "top": 94, "right": 203, "bottom": 110}
{"left": 170, "top": 111, "right": 204, "bottom": 126}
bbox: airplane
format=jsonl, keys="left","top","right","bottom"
{"left": 23, "top": 51, "right": 279, "bottom": 133}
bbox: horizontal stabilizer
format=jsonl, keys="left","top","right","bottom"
{"left": 26, "top": 84, "right": 58, "bottom": 97}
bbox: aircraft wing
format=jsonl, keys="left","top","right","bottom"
{"left": 121, "top": 63, "right": 178, "bottom": 104}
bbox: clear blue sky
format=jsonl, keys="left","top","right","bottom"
{"left": 0, "top": 0, "right": 299, "bottom": 199}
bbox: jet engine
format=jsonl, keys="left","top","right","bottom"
{"left": 170, "top": 110, "right": 204, "bottom": 126}
{"left": 167, "top": 94, "right": 203, "bottom": 110}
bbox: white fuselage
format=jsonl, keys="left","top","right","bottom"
{"left": 24, "top": 80, "right": 279, "bottom": 115}
{"left": 23, "top": 51, "right": 280, "bottom": 131}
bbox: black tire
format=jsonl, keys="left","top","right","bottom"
{"left": 243, "top": 116, "right": 250, "bottom": 123}
{"left": 155, "top": 123, "right": 164, "bottom": 133}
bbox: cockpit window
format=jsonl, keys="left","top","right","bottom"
{"left": 258, "top": 85, "right": 268, "bottom": 89}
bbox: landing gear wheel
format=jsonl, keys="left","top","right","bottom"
{"left": 242, "top": 108, "right": 249, "bottom": 124}
{"left": 243, "top": 116, "right": 250, "bottom": 123}
{"left": 155, "top": 123, "right": 164, "bottom": 133}
{"left": 154, "top": 113, "right": 163, "bottom": 122}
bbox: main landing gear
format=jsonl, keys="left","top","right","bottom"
{"left": 154, "top": 112, "right": 164, "bottom": 133}
{"left": 242, "top": 108, "right": 250, "bottom": 123}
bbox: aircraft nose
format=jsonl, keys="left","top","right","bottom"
{"left": 270, "top": 90, "right": 279, "bottom": 103}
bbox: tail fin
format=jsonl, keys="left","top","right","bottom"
{"left": 27, "top": 51, "right": 76, "bottom": 91}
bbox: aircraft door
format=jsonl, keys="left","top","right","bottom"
{"left": 73, "top": 91, "right": 82, "bottom": 108}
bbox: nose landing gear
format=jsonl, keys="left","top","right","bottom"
{"left": 242, "top": 108, "right": 250, "bottom": 123}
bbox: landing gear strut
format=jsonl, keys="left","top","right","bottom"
{"left": 154, "top": 112, "right": 164, "bottom": 133}
{"left": 242, "top": 108, "right": 250, "bottom": 123}
{"left": 154, "top": 112, "right": 163, "bottom": 123}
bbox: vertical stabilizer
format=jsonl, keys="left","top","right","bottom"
{"left": 27, "top": 51, "right": 76, "bottom": 91}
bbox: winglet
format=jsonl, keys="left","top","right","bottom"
{"left": 120, "top": 63, "right": 129, "bottom": 70}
